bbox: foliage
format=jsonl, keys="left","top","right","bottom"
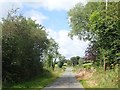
{"left": 70, "top": 56, "right": 79, "bottom": 66}
{"left": 67, "top": 60, "right": 72, "bottom": 66}
{"left": 44, "top": 38, "right": 59, "bottom": 70}
{"left": 82, "top": 63, "right": 92, "bottom": 69}
{"left": 85, "top": 41, "right": 97, "bottom": 63}
{"left": 58, "top": 56, "right": 65, "bottom": 68}
{"left": 69, "top": 56, "right": 84, "bottom": 66}
{"left": 2, "top": 9, "right": 50, "bottom": 84}
{"left": 81, "top": 65, "right": 119, "bottom": 88}
{"left": 68, "top": 2, "right": 104, "bottom": 40}
{"left": 2, "top": 68, "right": 63, "bottom": 88}
{"left": 78, "top": 58, "right": 84, "bottom": 66}
{"left": 68, "top": 2, "right": 120, "bottom": 70}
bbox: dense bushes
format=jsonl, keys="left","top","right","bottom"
{"left": 2, "top": 10, "right": 49, "bottom": 84}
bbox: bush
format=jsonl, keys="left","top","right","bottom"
{"left": 2, "top": 9, "right": 49, "bottom": 84}
{"left": 83, "top": 63, "right": 92, "bottom": 69}
{"left": 58, "top": 60, "right": 64, "bottom": 68}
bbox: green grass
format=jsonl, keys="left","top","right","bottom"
{"left": 73, "top": 63, "right": 119, "bottom": 88}
{"left": 91, "top": 66, "right": 119, "bottom": 88}
{"left": 72, "top": 65, "right": 84, "bottom": 72}
{"left": 80, "top": 80, "right": 91, "bottom": 88}
{"left": 11, "top": 76, "right": 56, "bottom": 88}
{"left": 81, "top": 65, "right": 119, "bottom": 88}
{"left": 2, "top": 68, "right": 64, "bottom": 89}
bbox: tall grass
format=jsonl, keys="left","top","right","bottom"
{"left": 74, "top": 62, "right": 119, "bottom": 88}
{"left": 90, "top": 65, "right": 119, "bottom": 88}
{"left": 82, "top": 65, "right": 119, "bottom": 88}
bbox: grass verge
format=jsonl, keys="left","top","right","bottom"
{"left": 80, "top": 80, "right": 91, "bottom": 88}
{"left": 74, "top": 64, "right": 119, "bottom": 88}
{"left": 2, "top": 68, "right": 64, "bottom": 89}
{"left": 88, "top": 66, "right": 119, "bottom": 88}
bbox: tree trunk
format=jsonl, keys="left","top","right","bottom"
{"left": 52, "top": 64, "right": 55, "bottom": 71}
{"left": 52, "top": 58, "right": 56, "bottom": 71}
{"left": 104, "top": 58, "right": 106, "bottom": 71}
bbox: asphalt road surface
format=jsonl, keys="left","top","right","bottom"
{"left": 43, "top": 67, "right": 84, "bottom": 90}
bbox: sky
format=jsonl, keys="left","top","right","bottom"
{"left": 0, "top": 0, "right": 89, "bottom": 59}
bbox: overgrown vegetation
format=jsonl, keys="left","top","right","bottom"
{"left": 2, "top": 67, "right": 63, "bottom": 89}
{"left": 2, "top": 9, "right": 66, "bottom": 88}
{"left": 1, "top": 1, "right": 120, "bottom": 89}
{"left": 2, "top": 9, "right": 48, "bottom": 84}
{"left": 74, "top": 63, "right": 119, "bottom": 88}
{"left": 89, "top": 66, "right": 119, "bottom": 88}
{"left": 68, "top": 2, "right": 120, "bottom": 70}
{"left": 68, "top": 2, "right": 119, "bottom": 88}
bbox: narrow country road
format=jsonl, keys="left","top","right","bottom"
{"left": 43, "top": 67, "right": 84, "bottom": 90}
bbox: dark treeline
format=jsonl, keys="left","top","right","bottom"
{"left": 2, "top": 9, "right": 65, "bottom": 85}
{"left": 66, "top": 56, "right": 84, "bottom": 67}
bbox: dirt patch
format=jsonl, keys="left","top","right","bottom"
{"left": 75, "top": 68, "right": 97, "bottom": 87}
{"left": 75, "top": 68, "right": 95, "bottom": 80}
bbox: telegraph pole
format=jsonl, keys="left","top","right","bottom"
{"left": 104, "top": 0, "right": 108, "bottom": 71}
{"left": 106, "top": 0, "right": 108, "bottom": 10}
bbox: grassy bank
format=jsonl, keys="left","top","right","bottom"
{"left": 2, "top": 68, "right": 64, "bottom": 89}
{"left": 86, "top": 66, "right": 119, "bottom": 88}
{"left": 74, "top": 64, "right": 119, "bottom": 88}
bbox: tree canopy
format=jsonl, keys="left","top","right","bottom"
{"left": 68, "top": 2, "right": 120, "bottom": 70}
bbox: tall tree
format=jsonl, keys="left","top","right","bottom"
{"left": 68, "top": 2, "right": 120, "bottom": 70}
{"left": 44, "top": 38, "right": 59, "bottom": 71}
{"left": 85, "top": 41, "right": 97, "bottom": 63}
{"left": 58, "top": 54, "right": 65, "bottom": 68}
{"left": 70, "top": 56, "right": 79, "bottom": 66}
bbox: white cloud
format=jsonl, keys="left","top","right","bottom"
{"left": 0, "top": 2, "right": 47, "bottom": 24}
{"left": 0, "top": 0, "right": 87, "bottom": 20}
{"left": 38, "top": 0, "right": 87, "bottom": 11}
{"left": 47, "top": 29, "right": 89, "bottom": 59}
{"left": 24, "top": 10, "right": 47, "bottom": 24}
{"left": 21, "top": 0, "right": 87, "bottom": 11}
